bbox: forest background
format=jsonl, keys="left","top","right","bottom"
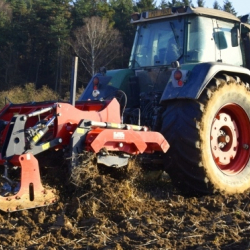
{"left": 0, "top": 0, "right": 241, "bottom": 99}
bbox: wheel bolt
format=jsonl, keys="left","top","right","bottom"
{"left": 243, "top": 144, "right": 249, "bottom": 150}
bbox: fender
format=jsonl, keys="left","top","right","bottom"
{"left": 79, "top": 69, "right": 134, "bottom": 101}
{"left": 160, "top": 62, "right": 250, "bottom": 103}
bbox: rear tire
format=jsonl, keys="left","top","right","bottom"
{"left": 161, "top": 76, "right": 250, "bottom": 194}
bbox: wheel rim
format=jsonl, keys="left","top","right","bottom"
{"left": 210, "top": 103, "right": 250, "bottom": 175}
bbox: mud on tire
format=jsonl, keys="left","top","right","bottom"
{"left": 161, "top": 75, "right": 250, "bottom": 194}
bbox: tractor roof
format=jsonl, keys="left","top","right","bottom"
{"left": 191, "top": 7, "right": 239, "bottom": 21}
{"left": 131, "top": 6, "right": 240, "bottom": 24}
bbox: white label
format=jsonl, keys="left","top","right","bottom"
{"left": 113, "top": 132, "right": 125, "bottom": 140}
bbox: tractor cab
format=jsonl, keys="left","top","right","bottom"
{"left": 128, "top": 7, "right": 244, "bottom": 97}
{"left": 130, "top": 7, "right": 243, "bottom": 69}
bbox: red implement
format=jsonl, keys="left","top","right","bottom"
{"left": 0, "top": 98, "right": 169, "bottom": 212}
{"left": 0, "top": 154, "right": 56, "bottom": 212}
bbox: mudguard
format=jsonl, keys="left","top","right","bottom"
{"left": 160, "top": 62, "right": 250, "bottom": 103}
{"left": 79, "top": 69, "right": 134, "bottom": 101}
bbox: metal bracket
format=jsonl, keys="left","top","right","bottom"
{"left": 69, "top": 119, "right": 91, "bottom": 170}
{"left": 97, "top": 154, "right": 129, "bottom": 168}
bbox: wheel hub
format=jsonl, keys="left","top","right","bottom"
{"left": 211, "top": 113, "right": 238, "bottom": 165}
{"left": 218, "top": 130, "right": 230, "bottom": 146}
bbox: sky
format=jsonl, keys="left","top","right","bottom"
{"left": 155, "top": 1, "right": 249, "bottom": 17}
{"left": 201, "top": 0, "right": 248, "bottom": 17}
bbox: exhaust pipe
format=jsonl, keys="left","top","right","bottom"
{"left": 70, "top": 56, "right": 78, "bottom": 107}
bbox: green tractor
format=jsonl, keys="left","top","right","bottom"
{"left": 80, "top": 6, "right": 250, "bottom": 194}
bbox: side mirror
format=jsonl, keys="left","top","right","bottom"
{"left": 231, "top": 26, "right": 240, "bottom": 47}
{"left": 241, "top": 14, "right": 250, "bottom": 23}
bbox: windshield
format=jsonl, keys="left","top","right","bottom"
{"left": 129, "top": 18, "right": 184, "bottom": 68}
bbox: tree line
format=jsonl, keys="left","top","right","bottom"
{"left": 0, "top": 0, "right": 239, "bottom": 97}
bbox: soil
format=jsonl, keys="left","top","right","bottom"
{"left": 0, "top": 152, "right": 250, "bottom": 250}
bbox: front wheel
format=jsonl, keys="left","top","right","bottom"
{"left": 161, "top": 76, "right": 250, "bottom": 194}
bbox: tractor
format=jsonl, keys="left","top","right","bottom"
{"left": 1, "top": 6, "right": 250, "bottom": 212}
{"left": 80, "top": 6, "right": 250, "bottom": 194}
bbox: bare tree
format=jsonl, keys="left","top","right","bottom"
{"left": 72, "top": 16, "right": 123, "bottom": 76}
{"left": 0, "top": 0, "right": 12, "bottom": 27}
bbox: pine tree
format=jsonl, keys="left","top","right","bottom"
{"left": 159, "top": 0, "right": 184, "bottom": 8}
{"left": 213, "top": 0, "right": 220, "bottom": 10}
{"left": 71, "top": 0, "right": 93, "bottom": 27}
{"left": 136, "top": 0, "right": 156, "bottom": 12}
{"left": 182, "top": 0, "right": 192, "bottom": 6}
{"left": 110, "top": 0, "right": 135, "bottom": 68}
{"left": 1, "top": 0, "right": 72, "bottom": 89}
{"left": 197, "top": 0, "right": 205, "bottom": 7}
{"left": 223, "top": 0, "right": 237, "bottom": 16}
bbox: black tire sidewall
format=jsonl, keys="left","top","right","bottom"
{"left": 200, "top": 83, "right": 250, "bottom": 193}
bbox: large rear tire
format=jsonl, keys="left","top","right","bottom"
{"left": 161, "top": 75, "right": 250, "bottom": 194}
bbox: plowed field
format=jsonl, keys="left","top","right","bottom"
{"left": 0, "top": 153, "right": 250, "bottom": 250}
